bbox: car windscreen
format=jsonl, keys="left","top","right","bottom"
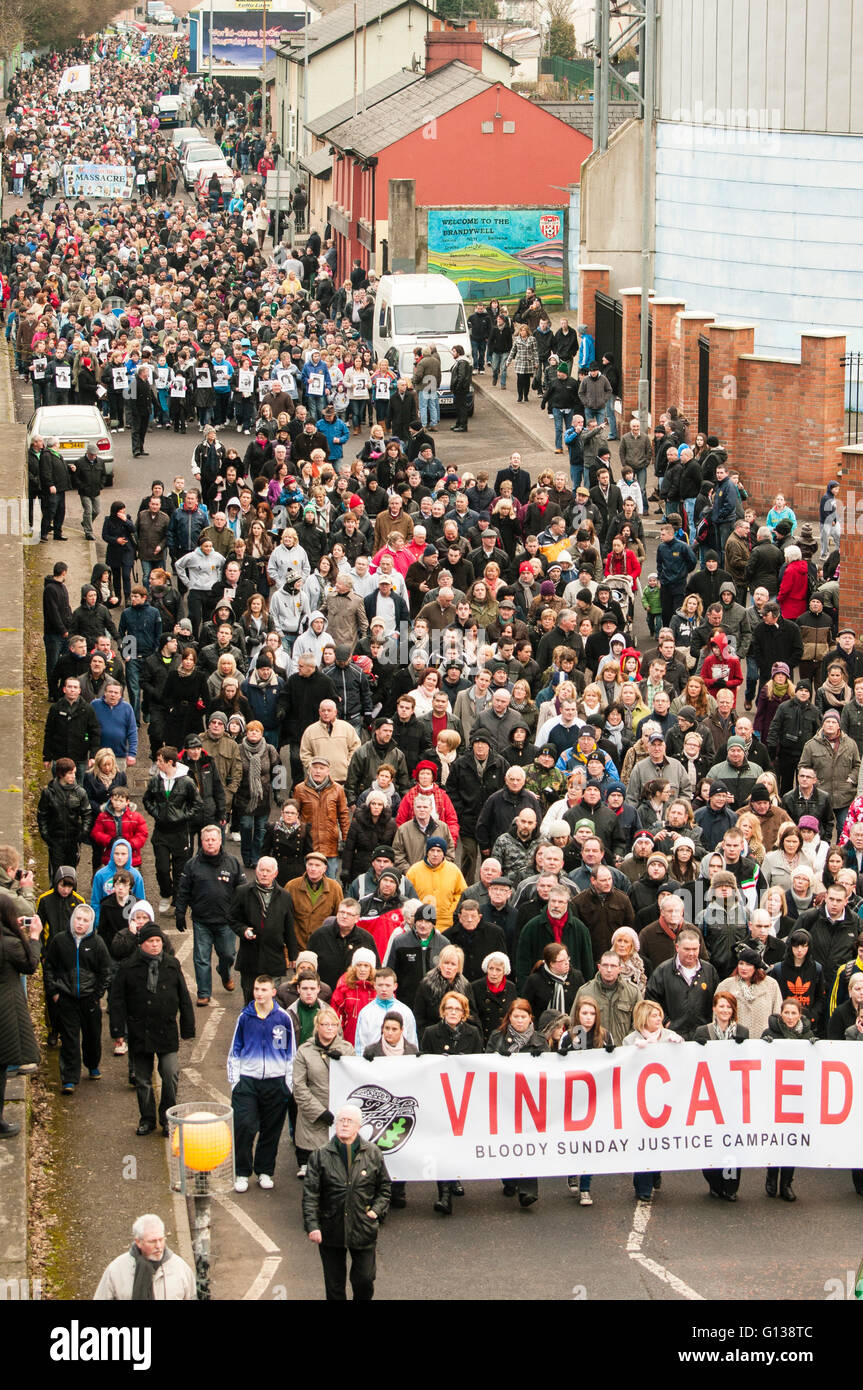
{"left": 393, "top": 303, "right": 466, "bottom": 335}
{"left": 186, "top": 145, "right": 222, "bottom": 163}
{"left": 39, "top": 412, "right": 100, "bottom": 435}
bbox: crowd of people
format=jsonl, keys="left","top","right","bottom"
{"left": 0, "top": 25, "right": 860, "bottom": 1303}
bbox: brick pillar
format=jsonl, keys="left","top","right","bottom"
{"left": 678, "top": 312, "right": 715, "bottom": 431}
{"left": 706, "top": 322, "right": 755, "bottom": 464}
{"left": 795, "top": 332, "right": 847, "bottom": 516}
{"left": 650, "top": 297, "right": 685, "bottom": 420}
{"left": 577, "top": 264, "right": 611, "bottom": 340}
{"left": 619, "top": 287, "right": 642, "bottom": 425}
{"left": 839, "top": 444, "right": 863, "bottom": 636}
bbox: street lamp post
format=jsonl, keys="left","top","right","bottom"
{"left": 167, "top": 1103, "right": 235, "bottom": 1302}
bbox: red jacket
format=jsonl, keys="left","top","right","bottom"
{"left": 701, "top": 637, "right": 743, "bottom": 696}
{"left": 330, "top": 974, "right": 376, "bottom": 1044}
{"left": 91, "top": 807, "right": 149, "bottom": 866}
{"left": 604, "top": 547, "right": 641, "bottom": 582}
{"left": 777, "top": 559, "right": 809, "bottom": 620}
{"left": 395, "top": 783, "right": 459, "bottom": 842}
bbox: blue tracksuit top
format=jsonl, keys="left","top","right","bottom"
{"left": 227, "top": 1001, "right": 296, "bottom": 1087}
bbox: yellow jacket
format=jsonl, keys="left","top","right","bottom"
{"left": 407, "top": 858, "right": 467, "bottom": 932}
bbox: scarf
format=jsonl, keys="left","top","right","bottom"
{"left": 709, "top": 1021, "right": 737, "bottom": 1040}
{"left": 546, "top": 907, "right": 568, "bottom": 944}
{"left": 243, "top": 736, "right": 265, "bottom": 810}
{"left": 129, "top": 1241, "right": 171, "bottom": 1301}
{"left": 543, "top": 965, "right": 567, "bottom": 1014}
{"left": 380, "top": 1032, "right": 405, "bottom": 1056}
{"left": 139, "top": 946, "right": 161, "bottom": 992}
{"left": 487, "top": 976, "right": 507, "bottom": 995}
{"left": 505, "top": 1021, "right": 535, "bottom": 1054}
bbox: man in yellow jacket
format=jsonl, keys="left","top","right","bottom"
{"left": 407, "top": 837, "right": 466, "bottom": 932}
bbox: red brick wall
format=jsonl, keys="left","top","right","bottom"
{"left": 577, "top": 265, "right": 611, "bottom": 341}
{"left": 650, "top": 299, "right": 685, "bottom": 419}
{"left": 620, "top": 289, "right": 643, "bottom": 423}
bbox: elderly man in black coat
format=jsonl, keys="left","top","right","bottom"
{"left": 109, "top": 922, "right": 195, "bottom": 1135}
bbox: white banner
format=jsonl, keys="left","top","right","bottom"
{"left": 329, "top": 1043, "right": 863, "bottom": 1181}
{"left": 58, "top": 64, "right": 91, "bottom": 95}
{"left": 62, "top": 162, "right": 135, "bottom": 200}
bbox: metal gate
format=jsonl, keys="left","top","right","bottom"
{"left": 842, "top": 352, "right": 862, "bottom": 445}
{"left": 698, "top": 334, "right": 710, "bottom": 434}
{"left": 594, "top": 290, "right": 623, "bottom": 393}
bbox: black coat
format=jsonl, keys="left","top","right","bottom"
{"left": 445, "top": 751, "right": 506, "bottom": 840}
{"left": 522, "top": 965, "right": 584, "bottom": 1019}
{"left": 420, "top": 1020, "right": 485, "bottom": 1054}
{"left": 340, "top": 805, "right": 397, "bottom": 883}
{"left": 229, "top": 880, "right": 299, "bottom": 976}
{"left": 182, "top": 752, "right": 226, "bottom": 827}
{"left": 305, "top": 918, "right": 380, "bottom": 991}
{"left": 469, "top": 976, "right": 518, "bottom": 1042}
{"left": 143, "top": 771, "right": 201, "bottom": 836}
{"left": 444, "top": 920, "right": 509, "bottom": 984}
{"left": 109, "top": 949, "right": 196, "bottom": 1053}
{"left": 281, "top": 670, "right": 334, "bottom": 745}
{"left": 0, "top": 925, "right": 40, "bottom": 1067}
{"left": 645, "top": 957, "right": 719, "bottom": 1038}
{"left": 44, "top": 928, "right": 111, "bottom": 1000}
{"left": 302, "top": 1135, "right": 391, "bottom": 1247}
{"left": 260, "top": 818, "right": 314, "bottom": 885}
{"left": 174, "top": 846, "right": 246, "bottom": 928}
{"left": 42, "top": 697, "right": 102, "bottom": 764}
{"left": 36, "top": 778, "right": 93, "bottom": 847}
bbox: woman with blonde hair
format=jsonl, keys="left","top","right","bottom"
{"left": 735, "top": 811, "right": 765, "bottom": 865}
{"left": 611, "top": 925, "right": 647, "bottom": 994}
{"left": 330, "top": 949, "right": 377, "bottom": 1045}
{"left": 434, "top": 729, "right": 461, "bottom": 784}
{"left": 292, "top": 1006, "right": 354, "bottom": 1172}
{"left": 622, "top": 999, "right": 683, "bottom": 1203}
{"left": 83, "top": 748, "right": 128, "bottom": 870}
{"left": 413, "top": 945, "right": 474, "bottom": 1035}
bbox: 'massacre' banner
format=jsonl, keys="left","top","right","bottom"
{"left": 329, "top": 1044, "right": 863, "bottom": 1181}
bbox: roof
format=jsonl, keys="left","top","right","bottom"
{"left": 299, "top": 147, "right": 333, "bottom": 178}
{"left": 326, "top": 60, "right": 491, "bottom": 158}
{"left": 306, "top": 68, "right": 420, "bottom": 137}
{"left": 281, "top": 0, "right": 432, "bottom": 60}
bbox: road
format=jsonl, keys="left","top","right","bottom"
{"left": 17, "top": 294, "right": 863, "bottom": 1305}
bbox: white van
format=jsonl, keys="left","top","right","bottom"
{"left": 373, "top": 273, "right": 473, "bottom": 415}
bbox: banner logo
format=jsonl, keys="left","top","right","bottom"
{"left": 347, "top": 1083, "right": 418, "bottom": 1154}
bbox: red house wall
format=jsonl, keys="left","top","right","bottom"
{"left": 374, "top": 83, "right": 591, "bottom": 218}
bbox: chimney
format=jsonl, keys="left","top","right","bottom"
{"left": 425, "top": 18, "right": 484, "bottom": 74}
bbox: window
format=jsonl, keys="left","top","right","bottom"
{"left": 502, "top": 121, "right": 516, "bottom": 134}
{"left": 481, "top": 120, "right": 494, "bottom": 133}
{"left": 393, "top": 304, "right": 467, "bottom": 334}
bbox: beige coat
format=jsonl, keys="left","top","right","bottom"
{"left": 299, "top": 718, "right": 361, "bottom": 784}
{"left": 93, "top": 1250, "right": 195, "bottom": 1301}
{"left": 292, "top": 1034, "right": 354, "bottom": 1150}
{"left": 322, "top": 591, "right": 369, "bottom": 648}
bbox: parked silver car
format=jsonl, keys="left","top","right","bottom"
{"left": 27, "top": 405, "right": 114, "bottom": 484}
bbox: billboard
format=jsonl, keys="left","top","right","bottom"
{"left": 427, "top": 206, "right": 564, "bottom": 308}
{"left": 201, "top": 8, "right": 304, "bottom": 66}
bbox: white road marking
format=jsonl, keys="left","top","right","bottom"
{"left": 243, "top": 1254, "right": 282, "bottom": 1301}
{"left": 214, "top": 1193, "right": 281, "bottom": 1254}
{"left": 189, "top": 1008, "right": 225, "bottom": 1064}
{"left": 184, "top": 1066, "right": 230, "bottom": 1106}
{"left": 626, "top": 1198, "right": 705, "bottom": 1300}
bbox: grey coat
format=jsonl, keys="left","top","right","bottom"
{"left": 292, "top": 1035, "right": 354, "bottom": 1150}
